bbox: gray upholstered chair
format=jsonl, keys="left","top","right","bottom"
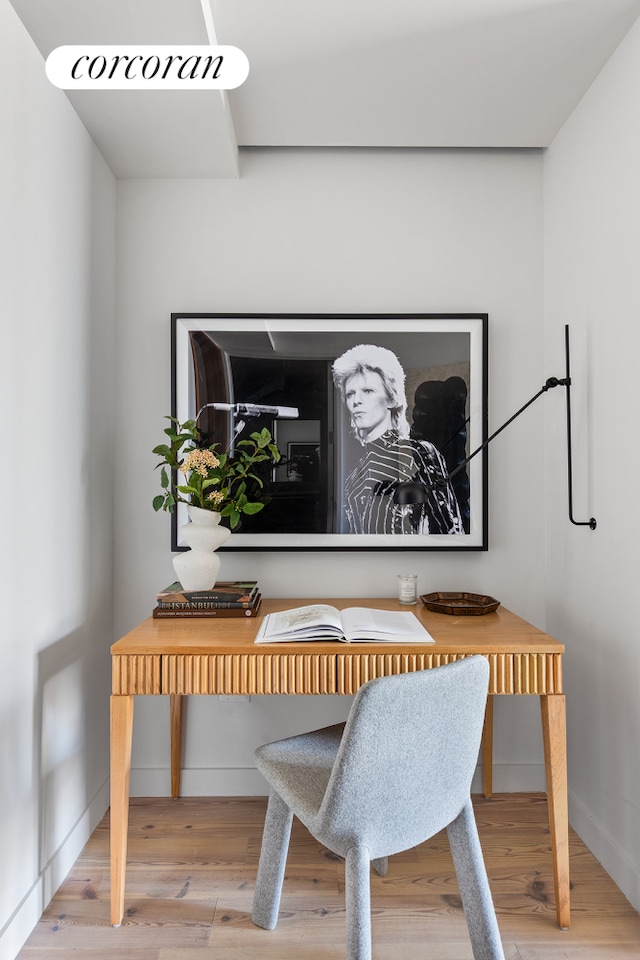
{"left": 251, "top": 656, "right": 505, "bottom": 960}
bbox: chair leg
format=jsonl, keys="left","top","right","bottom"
{"left": 252, "top": 789, "right": 294, "bottom": 930}
{"left": 345, "top": 844, "right": 372, "bottom": 960}
{"left": 447, "top": 799, "right": 506, "bottom": 960}
{"left": 372, "top": 856, "right": 388, "bottom": 876}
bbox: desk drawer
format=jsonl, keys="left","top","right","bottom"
{"left": 162, "top": 653, "right": 338, "bottom": 695}
{"left": 336, "top": 651, "right": 564, "bottom": 696}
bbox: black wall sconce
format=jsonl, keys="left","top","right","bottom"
{"left": 395, "top": 324, "right": 597, "bottom": 531}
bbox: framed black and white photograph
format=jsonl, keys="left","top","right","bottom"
{"left": 171, "top": 313, "right": 488, "bottom": 551}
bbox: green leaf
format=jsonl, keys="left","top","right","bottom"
{"left": 152, "top": 443, "right": 172, "bottom": 457}
{"left": 229, "top": 510, "right": 241, "bottom": 529}
{"left": 160, "top": 466, "right": 169, "bottom": 489}
{"left": 152, "top": 495, "right": 165, "bottom": 511}
{"left": 242, "top": 501, "right": 264, "bottom": 515}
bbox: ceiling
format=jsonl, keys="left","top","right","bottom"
{"left": 10, "top": 0, "right": 640, "bottom": 178}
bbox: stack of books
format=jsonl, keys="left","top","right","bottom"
{"left": 153, "top": 581, "right": 262, "bottom": 618}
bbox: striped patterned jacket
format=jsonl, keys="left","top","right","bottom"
{"left": 344, "top": 430, "right": 464, "bottom": 535}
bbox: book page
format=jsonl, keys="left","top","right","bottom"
{"left": 256, "top": 604, "right": 343, "bottom": 641}
{"left": 340, "top": 607, "right": 434, "bottom": 642}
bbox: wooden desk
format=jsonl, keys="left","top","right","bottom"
{"left": 110, "top": 598, "right": 568, "bottom": 928}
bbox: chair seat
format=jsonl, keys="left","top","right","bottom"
{"left": 255, "top": 722, "right": 345, "bottom": 826}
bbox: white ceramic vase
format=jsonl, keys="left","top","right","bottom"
{"left": 172, "top": 505, "right": 231, "bottom": 591}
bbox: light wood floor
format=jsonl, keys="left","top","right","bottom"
{"left": 17, "top": 793, "right": 640, "bottom": 960}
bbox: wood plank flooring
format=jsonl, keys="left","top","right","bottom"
{"left": 16, "top": 794, "right": 640, "bottom": 959}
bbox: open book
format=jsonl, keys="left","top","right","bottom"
{"left": 254, "top": 604, "right": 434, "bottom": 644}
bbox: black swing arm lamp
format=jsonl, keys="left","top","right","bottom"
{"left": 448, "top": 324, "right": 596, "bottom": 530}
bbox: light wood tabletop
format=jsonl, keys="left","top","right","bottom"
{"left": 110, "top": 598, "right": 568, "bottom": 929}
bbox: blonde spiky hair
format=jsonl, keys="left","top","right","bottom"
{"left": 331, "top": 343, "right": 410, "bottom": 441}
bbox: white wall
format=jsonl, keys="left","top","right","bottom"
{"left": 115, "top": 147, "right": 548, "bottom": 798}
{"left": 0, "top": 2, "right": 116, "bottom": 956}
{"left": 544, "top": 19, "right": 640, "bottom": 911}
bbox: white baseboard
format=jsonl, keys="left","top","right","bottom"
{"left": 0, "top": 881, "right": 44, "bottom": 960}
{"left": 41, "top": 778, "right": 110, "bottom": 905}
{"left": 131, "top": 762, "right": 548, "bottom": 798}
{"left": 472, "top": 762, "right": 547, "bottom": 795}
{"left": 0, "top": 779, "right": 110, "bottom": 960}
{"left": 568, "top": 788, "right": 640, "bottom": 913}
{"left": 130, "top": 766, "right": 268, "bottom": 796}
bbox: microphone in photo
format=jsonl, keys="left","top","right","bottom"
{"left": 199, "top": 402, "right": 299, "bottom": 419}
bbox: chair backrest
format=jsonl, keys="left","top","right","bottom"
{"left": 317, "top": 656, "right": 489, "bottom": 858}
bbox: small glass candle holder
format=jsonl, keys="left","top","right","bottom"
{"left": 397, "top": 574, "right": 418, "bottom": 605}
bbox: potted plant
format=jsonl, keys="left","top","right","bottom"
{"left": 152, "top": 416, "right": 281, "bottom": 588}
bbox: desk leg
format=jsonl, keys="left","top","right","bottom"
{"left": 110, "top": 694, "right": 134, "bottom": 927}
{"left": 540, "top": 693, "right": 570, "bottom": 929}
{"left": 170, "top": 694, "right": 183, "bottom": 799}
{"left": 482, "top": 695, "right": 494, "bottom": 799}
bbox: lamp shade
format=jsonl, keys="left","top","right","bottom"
{"left": 393, "top": 481, "right": 429, "bottom": 505}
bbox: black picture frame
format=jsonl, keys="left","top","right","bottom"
{"left": 171, "top": 313, "right": 488, "bottom": 551}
